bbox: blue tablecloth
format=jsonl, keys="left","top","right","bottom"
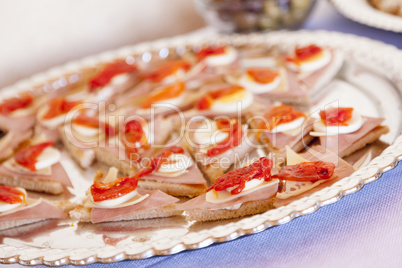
{"left": 38, "top": 1, "right": 402, "bottom": 267}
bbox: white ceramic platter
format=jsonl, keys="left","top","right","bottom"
{"left": 330, "top": 0, "right": 402, "bottom": 33}
{"left": 0, "top": 30, "right": 401, "bottom": 266}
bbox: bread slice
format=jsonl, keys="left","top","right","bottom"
{"left": 184, "top": 197, "right": 276, "bottom": 222}
{"left": 0, "top": 218, "right": 46, "bottom": 231}
{"left": 0, "top": 176, "right": 63, "bottom": 195}
{"left": 138, "top": 180, "right": 206, "bottom": 198}
{"left": 69, "top": 204, "right": 182, "bottom": 223}
{"left": 59, "top": 127, "right": 95, "bottom": 169}
{"left": 339, "top": 125, "right": 389, "bottom": 158}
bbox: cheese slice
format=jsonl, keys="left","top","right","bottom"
{"left": 206, "top": 179, "right": 279, "bottom": 204}
{"left": 279, "top": 146, "right": 335, "bottom": 199}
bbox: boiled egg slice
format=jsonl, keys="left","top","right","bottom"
{"left": 210, "top": 89, "right": 253, "bottom": 113}
{"left": 154, "top": 153, "right": 193, "bottom": 175}
{"left": 193, "top": 121, "right": 229, "bottom": 145}
{"left": 269, "top": 117, "right": 306, "bottom": 133}
{"left": 203, "top": 46, "right": 238, "bottom": 67}
{"left": 35, "top": 147, "right": 61, "bottom": 170}
{"left": 312, "top": 109, "right": 363, "bottom": 136}
{"left": 0, "top": 187, "right": 26, "bottom": 213}
{"left": 287, "top": 49, "right": 331, "bottom": 73}
{"left": 236, "top": 71, "right": 281, "bottom": 94}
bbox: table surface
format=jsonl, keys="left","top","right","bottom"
{"left": 14, "top": 1, "right": 402, "bottom": 267}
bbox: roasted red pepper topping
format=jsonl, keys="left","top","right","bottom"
{"left": 207, "top": 157, "right": 273, "bottom": 195}
{"left": 74, "top": 113, "right": 115, "bottom": 136}
{"left": 272, "top": 161, "right": 335, "bottom": 182}
{"left": 123, "top": 120, "right": 150, "bottom": 160}
{"left": 0, "top": 93, "right": 34, "bottom": 115}
{"left": 247, "top": 68, "right": 279, "bottom": 84}
{"left": 261, "top": 104, "right": 306, "bottom": 131}
{"left": 43, "top": 98, "right": 81, "bottom": 119}
{"left": 319, "top": 107, "right": 354, "bottom": 126}
{"left": 91, "top": 146, "right": 184, "bottom": 202}
{"left": 14, "top": 142, "right": 55, "bottom": 171}
{"left": 89, "top": 60, "right": 137, "bottom": 92}
{"left": 140, "top": 60, "right": 190, "bottom": 83}
{"left": 286, "top": 45, "right": 323, "bottom": 65}
{"left": 0, "top": 185, "right": 26, "bottom": 204}
{"left": 91, "top": 176, "right": 139, "bottom": 202}
{"left": 196, "top": 46, "right": 226, "bottom": 62}
{"left": 197, "top": 85, "right": 245, "bottom": 110}
{"left": 206, "top": 119, "right": 243, "bottom": 157}
{"left": 140, "top": 82, "right": 185, "bottom": 109}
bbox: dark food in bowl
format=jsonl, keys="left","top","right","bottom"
{"left": 195, "top": 0, "right": 316, "bottom": 33}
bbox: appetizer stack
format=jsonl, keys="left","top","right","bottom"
{"left": 0, "top": 43, "right": 389, "bottom": 229}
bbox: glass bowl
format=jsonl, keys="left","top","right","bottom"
{"left": 194, "top": 0, "right": 317, "bottom": 33}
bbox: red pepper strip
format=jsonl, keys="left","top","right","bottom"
{"left": 140, "top": 82, "right": 185, "bottom": 109}
{"left": 74, "top": 113, "right": 115, "bottom": 136}
{"left": 196, "top": 46, "right": 226, "bottom": 62}
{"left": 91, "top": 146, "right": 185, "bottom": 202}
{"left": 43, "top": 98, "right": 81, "bottom": 119}
{"left": 206, "top": 120, "right": 242, "bottom": 157}
{"left": 0, "top": 185, "right": 26, "bottom": 204}
{"left": 123, "top": 120, "right": 150, "bottom": 161}
{"left": 14, "top": 142, "right": 55, "bottom": 171}
{"left": 197, "top": 85, "right": 244, "bottom": 110}
{"left": 285, "top": 45, "right": 323, "bottom": 65}
{"left": 207, "top": 157, "right": 273, "bottom": 195}
{"left": 91, "top": 176, "right": 139, "bottom": 202}
{"left": 0, "top": 93, "right": 34, "bottom": 115}
{"left": 261, "top": 104, "right": 306, "bottom": 131}
{"left": 89, "top": 60, "right": 137, "bottom": 92}
{"left": 319, "top": 107, "right": 354, "bottom": 126}
{"left": 247, "top": 68, "right": 279, "bottom": 84}
{"left": 140, "top": 60, "right": 190, "bottom": 83}
{"left": 272, "top": 161, "right": 335, "bottom": 182}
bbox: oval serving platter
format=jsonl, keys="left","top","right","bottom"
{"left": 0, "top": 30, "right": 401, "bottom": 266}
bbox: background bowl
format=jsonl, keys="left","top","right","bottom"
{"left": 194, "top": 0, "right": 317, "bottom": 33}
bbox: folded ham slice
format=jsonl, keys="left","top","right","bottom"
{"left": 274, "top": 145, "right": 355, "bottom": 207}
{"left": 176, "top": 180, "right": 278, "bottom": 210}
{"left": 0, "top": 114, "right": 36, "bottom": 132}
{"left": 0, "top": 200, "right": 67, "bottom": 223}
{"left": 319, "top": 117, "right": 385, "bottom": 156}
{"left": 0, "top": 162, "right": 73, "bottom": 188}
{"left": 0, "top": 129, "right": 32, "bottom": 161}
{"left": 259, "top": 68, "right": 310, "bottom": 105}
{"left": 299, "top": 49, "right": 343, "bottom": 95}
{"left": 91, "top": 189, "right": 179, "bottom": 223}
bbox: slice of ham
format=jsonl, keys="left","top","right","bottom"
{"left": 0, "top": 200, "right": 66, "bottom": 222}
{"left": 34, "top": 124, "right": 60, "bottom": 142}
{"left": 260, "top": 68, "right": 309, "bottom": 100}
{"left": 0, "top": 129, "right": 32, "bottom": 160}
{"left": 258, "top": 117, "right": 314, "bottom": 152}
{"left": 274, "top": 145, "right": 355, "bottom": 207}
{"left": 319, "top": 117, "right": 384, "bottom": 156}
{"left": 300, "top": 49, "right": 343, "bottom": 94}
{"left": 0, "top": 162, "right": 73, "bottom": 188}
{"left": 91, "top": 188, "right": 179, "bottom": 223}
{"left": 0, "top": 114, "right": 36, "bottom": 132}
{"left": 176, "top": 180, "right": 278, "bottom": 210}
{"left": 140, "top": 150, "right": 206, "bottom": 185}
